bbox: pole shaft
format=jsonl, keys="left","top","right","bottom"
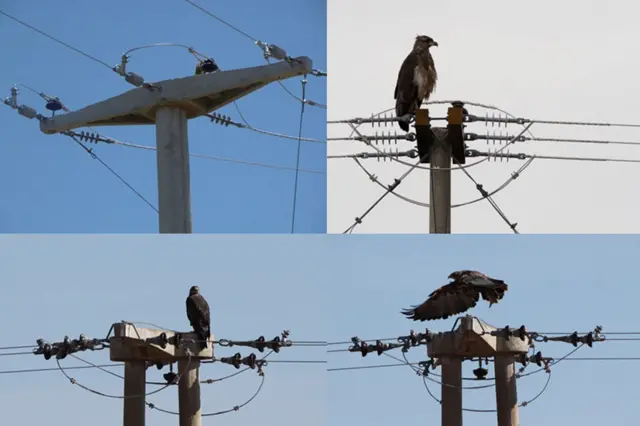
{"left": 155, "top": 107, "right": 192, "bottom": 233}
{"left": 429, "top": 130, "right": 452, "bottom": 233}
{"left": 441, "top": 357, "right": 462, "bottom": 426}
{"left": 495, "top": 355, "right": 519, "bottom": 426}
{"left": 123, "top": 361, "right": 146, "bottom": 426}
{"left": 178, "top": 359, "right": 202, "bottom": 426}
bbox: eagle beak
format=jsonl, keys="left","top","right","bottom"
{"left": 431, "top": 41, "right": 439, "bottom": 47}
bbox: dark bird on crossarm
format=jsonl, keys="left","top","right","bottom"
{"left": 394, "top": 35, "right": 438, "bottom": 132}
{"left": 401, "top": 270, "right": 508, "bottom": 321}
{"left": 195, "top": 58, "right": 219, "bottom": 75}
{"left": 186, "top": 285, "right": 211, "bottom": 350}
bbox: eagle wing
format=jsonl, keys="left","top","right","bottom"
{"left": 394, "top": 51, "right": 420, "bottom": 131}
{"left": 401, "top": 281, "right": 480, "bottom": 321}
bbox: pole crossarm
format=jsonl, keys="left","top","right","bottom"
{"left": 108, "top": 322, "right": 214, "bottom": 363}
{"left": 39, "top": 57, "right": 312, "bottom": 135}
{"left": 426, "top": 316, "right": 528, "bottom": 426}
{"left": 427, "top": 316, "right": 530, "bottom": 359}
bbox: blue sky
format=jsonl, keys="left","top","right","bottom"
{"left": 0, "top": 235, "right": 328, "bottom": 426}
{"left": 0, "top": 0, "right": 326, "bottom": 233}
{"left": 324, "top": 235, "right": 640, "bottom": 425}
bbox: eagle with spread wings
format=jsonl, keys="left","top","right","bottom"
{"left": 186, "top": 285, "right": 211, "bottom": 350}
{"left": 394, "top": 35, "right": 438, "bottom": 132}
{"left": 401, "top": 270, "right": 508, "bottom": 321}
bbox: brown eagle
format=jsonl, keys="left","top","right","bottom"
{"left": 401, "top": 270, "right": 508, "bottom": 321}
{"left": 394, "top": 35, "right": 438, "bottom": 132}
{"left": 186, "top": 285, "right": 211, "bottom": 350}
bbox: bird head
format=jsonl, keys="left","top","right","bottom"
{"left": 189, "top": 285, "right": 200, "bottom": 295}
{"left": 414, "top": 35, "right": 438, "bottom": 50}
{"left": 447, "top": 271, "right": 462, "bottom": 280}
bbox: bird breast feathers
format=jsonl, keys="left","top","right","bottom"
{"left": 413, "top": 64, "right": 436, "bottom": 101}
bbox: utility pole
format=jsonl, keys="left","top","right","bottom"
{"left": 38, "top": 58, "right": 312, "bottom": 233}
{"left": 428, "top": 125, "right": 451, "bottom": 234}
{"left": 427, "top": 316, "right": 529, "bottom": 426}
{"left": 178, "top": 358, "right": 201, "bottom": 426}
{"left": 495, "top": 354, "right": 519, "bottom": 426}
{"left": 440, "top": 356, "right": 462, "bottom": 426}
{"left": 155, "top": 107, "right": 192, "bottom": 233}
{"left": 123, "top": 361, "right": 147, "bottom": 426}
{"left": 414, "top": 102, "right": 466, "bottom": 234}
{"left": 109, "top": 322, "right": 214, "bottom": 426}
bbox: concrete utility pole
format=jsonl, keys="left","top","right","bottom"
{"left": 178, "top": 358, "right": 201, "bottom": 426}
{"left": 428, "top": 126, "right": 451, "bottom": 234}
{"left": 109, "top": 322, "right": 215, "bottom": 426}
{"left": 440, "top": 356, "right": 462, "bottom": 426}
{"left": 427, "top": 316, "right": 528, "bottom": 426}
{"left": 414, "top": 103, "right": 466, "bottom": 234}
{"left": 38, "top": 58, "right": 312, "bottom": 233}
{"left": 495, "top": 355, "right": 519, "bottom": 426}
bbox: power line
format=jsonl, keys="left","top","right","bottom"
{"left": 1, "top": 8, "right": 324, "bottom": 147}
{"left": 5, "top": 10, "right": 322, "bottom": 147}
{"left": 530, "top": 118, "right": 640, "bottom": 128}
{"left": 341, "top": 121, "right": 531, "bottom": 233}
{"left": 325, "top": 331, "right": 640, "bottom": 346}
{"left": 0, "top": 351, "right": 34, "bottom": 357}
{"left": 327, "top": 357, "right": 640, "bottom": 373}
{"left": 0, "top": 363, "right": 120, "bottom": 375}
{"left": 147, "top": 375, "right": 266, "bottom": 417}
{"left": 466, "top": 149, "right": 640, "bottom": 164}
{"left": 6, "top": 89, "right": 324, "bottom": 225}
{"left": 330, "top": 100, "right": 640, "bottom": 234}
{"left": 0, "top": 10, "right": 114, "bottom": 70}
{"left": 183, "top": 0, "right": 327, "bottom": 110}
{"left": 0, "top": 358, "right": 324, "bottom": 376}
{"left": 183, "top": 0, "right": 257, "bottom": 42}
{"left": 96, "top": 135, "right": 324, "bottom": 174}
{"left": 529, "top": 136, "right": 640, "bottom": 146}
{"left": 458, "top": 165, "right": 519, "bottom": 233}
{"left": 0, "top": 345, "right": 35, "bottom": 350}
{"left": 2, "top": 9, "right": 325, "bottom": 173}
{"left": 71, "top": 137, "right": 159, "bottom": 213}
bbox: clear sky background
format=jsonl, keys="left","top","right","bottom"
{"left": 327, "top": 0, "right": 640, "bottom": 234}
{"left": 0, "top": 0, "right": 326, "bottom": 233}
{"left": 0, "top": 235, "right": 328, "bottom": 426}
{"left": 326, "top": 234, "right": 640, "bottom": 425}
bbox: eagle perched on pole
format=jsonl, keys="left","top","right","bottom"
{"left": 186, "top": 285, "right": 211, "bottom": 350}
{"left": 401, "top": 270, "right": 508, "bottom": 321}
{"left": 394, "top": 35, "right": 438, "bottom": 132}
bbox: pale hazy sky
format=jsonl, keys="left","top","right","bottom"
{"left": 327, "top": 0, "right": 640, "bottom": 234}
